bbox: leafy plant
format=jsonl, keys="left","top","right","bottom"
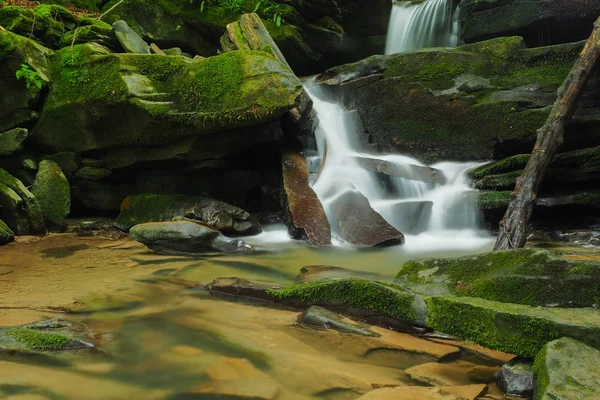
{"left": 254, "top": 0, "right": 283, "bottom": 27}
{"left": 219, "top": 0, "right": 243, "bottom": 13}
{"left": 15, "top": 64, "right": 42, "bottom": 89}
{"left": 190, "top": 0, "right": 207, "bottom": 12}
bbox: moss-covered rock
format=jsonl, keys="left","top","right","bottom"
{"left": 0, "top": 219, "right": 14, "bottom": 245}
{"left": 115, "top": 193, "right": 260, "bottom": 235}
{"left": 0, "top": 322, "right": 91, "bottom": 352}
{"left": 0, "top": 168, "right": 45, "bottom": 235}
{"left": 31, "top": 44, "right": 303, "bottom": 155}
{"left": 31, "top": 160, "right": 71, "bottom": 231}
{"left": 318, "top": 37, "right": 599, "bottom": 163}
{"left": 425, "top": 296, "right": 600, "bottom": 358}
{"left": 0, "top": 5, "right": 76, "bottom": 48}
{"left": 266, "top": 278, "right": 428, "bottom": 327}
{"left": 60, "top": 18, "right": 119, "bottom": 49}
{"left": 396, "top": 249, "right": 600, "bottom": 307}
{"left": 533, "top": 337, "right": 600, "bottom": 400}
{"left": 0, "top": 127, "right": 28, "bottom": 156}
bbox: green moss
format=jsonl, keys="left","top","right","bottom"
{"left": 470, "top": 154, "right": 530, "bottom": 178}
{"left": 38, "top": 0, "right": 104, "bottom": 12}
{"left": 0, "top": 219, "right": 14, "bottom": 245}
{"left": 266, "top": 278, "right": 426, "bottom": 326}
{"left": 533, "top": 344, "right": 550, "bottom": 395}
{"left": 396, "top": 249, "right": 600, "bottom": 307}
{"left": 474, "top": 170, "right": 521, "bottom": 190}
{"left": 425, "top": 296, "right": 600, "bottom": 358}
{"left": 31, "top": 160, "right": 71, "bottom": 230}
{"left": 477, "top": 190, "right": 511, "bottom": 210}
{"left": 7, "top": 328, "right": 73, "bottom": 350}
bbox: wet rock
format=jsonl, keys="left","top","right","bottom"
{"left": 0, "top": 168, "right": 45, "bottom": 235}
{"left": 297, "top": 265, "right": 386, "bottom": 283}
{"left": 0, "top": 219, "right": 15, "bottom": 245}
{"left": 281, "top": 149, "right": 331, "bottom": 246}
{"left": 269, "top": 278, "right": 428, "bottom": 327}
{"left": 116, "top": 194, "right": 261, "bottom": 235}
{"left": 31, "top": 160, "right": 70, "bottom": 231}
{"left": 442, "top": 385, "right": 487, "bottom": 400}
{"left": 182, "top": 357, "right": 280, "bottom": 399}
{"left": 0, "top": 127, "right": 28, "bottom": 155}
{"left": 358, "top": 386, "right": 465, "bottom": 400}
{"left": 405, "top": 362, "right": 496, "bottom": 387}
{"left": 494, "top": 357, "right": 533, "bottom": 398}
{"left": 298, "top": 306, "right": 379, "bottom": 336}
{"left": 385, "top": 200, "right": 433, "bottom": 235}
{"left": 207, "top": 277, "right": 283, "bottom": 302}
{"left": 112, "top": 20, "right": 150, "bottom": 54}
{"left": 130, "top": 221, "right": 255, "bottom": 255}
{"left": 330, "top": 189, "right": 404, "bottom": 247}
{"left": 533, "top": 337, "right": 600, "bottom": 400}
{"left": 351, "top": 156, "right": 446, "bottom": 184}
{"left": 425, "top": 296, "right": 600, "bottom": 358}
{"left": 0, "top": 321, "right": 92, "bottom": 352}
{"left": 395, "top": 248, "right": 600, "bottom": 307}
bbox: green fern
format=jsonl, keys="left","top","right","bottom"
{"left": 15, "top": 64, "right": 42, "bottom": 90}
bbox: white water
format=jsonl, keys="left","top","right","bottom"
{"left": 385, "top": 0, "right": 459, "bottom": 54}
{"left": 305, "top": 83, "right": 493, "bottom": 251}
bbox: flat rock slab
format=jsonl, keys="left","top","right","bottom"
{"left": 298, "top": 306, "right": 379, "bottom": 337}
{"left": 426, "top": 296, "right": 600, "bottom": 358}
{"left": 351, "top": 156, "right": 446, "bottom": 184}
{"left": 130, "top": 221, "right": 254, "bottom": 255}
{"left": 281, "top": 149, "right": 331, "bottom": 246}
{"left": 405, "top": 362, "right": 496, "bottom": 387}
{"left": 357, "top": 386, "right": 465, "bottom": 400}
{"left": 533, "top": 337, "right": 600, "bottom": 400}
{"left": 331, "top": 189, "right": 404, "bottom": 247}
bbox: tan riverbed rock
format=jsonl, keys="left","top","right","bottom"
{"left": 405, "top": 362, "right": 497, "bottom": 387}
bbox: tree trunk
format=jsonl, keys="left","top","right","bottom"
{"left": 494, "top": 16, "right": 600, "bottom": 250}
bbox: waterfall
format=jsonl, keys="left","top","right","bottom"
{"left": 385, "top": 0, "right": 459, "bottom": 55}
{"left": 306, "top": 83, "right": 492, "bottom": 250}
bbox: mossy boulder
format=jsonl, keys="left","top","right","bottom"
{"left": 0, "top": 219, "right": 14, "bottom": 245}
{"left": 0, "top": 321, "right": 91, "bottom": 352}
{"left": 0, "top": 127, "right": 28, "bottom": 156}
{"left": 266, "top": 278, "right": 428, "bottom": 327}
{"left": 60, "top": 18, "right": 119, "bottom": 49}
{"left": 0, "top": 168, "right": 45, "bottom": 235}
{"left": 395, "top": 249, "right": 600, "bottom": 307}
{"left": 460, "top": 0, "right": 600, "bottom": 47}
{"left": 31, "top": 43, "right": 304, "bottom": 155}
{"left": 115, "top": 193, "right": 260, "bottom": 235}
{"left": 31, "top": 160, "right": 71, "bottom": 231}
{"left": 0, "top": 5, "right": 76, "bottom": 48}
{"left": 318, "top": 37, "right": 600, "bottom": 163}
{"left": 425, "top": 296, "right": 600, "bottom": 358}
{"left": 533, "top": 337, "right": 600, "bottom": 400}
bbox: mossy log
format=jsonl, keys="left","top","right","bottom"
{"left": 495, "top": 16, "right": 600, "bottom": 250}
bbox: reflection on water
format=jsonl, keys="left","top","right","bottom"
{"left": 0, "top": 231, "right": 505, "bottom": 399}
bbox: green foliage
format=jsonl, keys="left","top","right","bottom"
{"left": 219, "top": 0, "right": 243, "bottom": 13}
{"left": 15, "top": 64, "right": 43, "bottom": 89}
{"left": 254, "top": 0, "right": 283, "bottom": 27}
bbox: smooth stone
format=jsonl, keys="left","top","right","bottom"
{"left": 298, "top": 306, "right": 379, "bottom": 337}
{"left": 494, "top": 357, "right": 533, "bottom": 398}
{"left": 112, "top": 20, "right": 150, "bottom": 54}
{"left": 357, "top": 386, "right": 464, "bottom": 400}
{"left": 0, "top": 127, "right": 28, "bottom": 155}
{"left": 130, "top": 221, "right": 254, "bottom": 255}
{"left": 405, "top": 362, "right": 497, "bottom": 387}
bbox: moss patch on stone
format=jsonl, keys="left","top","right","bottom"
{"left": 0, "top": 219, "right": 14, "bottom": 245}
{"left": 266, "top": 278, "right": 427, "bottom": 327}
{"left": 425, "top": 296, "right": 600, "bottom": 358}
{"left": 396, "top": 249, "right": 600, "bottom": 307}
{"left": 31, "top": 160, "right": 71, "bottom": 230}
{"left": 4, "top": 328, "right": 73, "bottom": 350}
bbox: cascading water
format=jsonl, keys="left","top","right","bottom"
{"left": 385, "top": 0, "right": 460, "bottom": 54}
{"left": 305, "top": 83, "right": 493, "bottom": 251}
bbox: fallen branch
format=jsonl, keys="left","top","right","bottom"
{"left": 0, "top": 25, "right": 5, "bottom": 31}
{"left": 494, "top": 16, "right": 600, "bottom": 250}
{"left": 97, "top": 0, "right": 124, "bottom": 20}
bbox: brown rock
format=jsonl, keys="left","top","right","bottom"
{"left": 358, "top": 386, "right": 465, "bottom": 400}
{"left": 149, "top": 43, "right": 165, "bottom": 55}
{"left": 351, "top": 156, "right": 446, "bottom": 184}
{"left": 281, "top": 150, "right": 331, "bottom": 246}
{"left": 442, "top": 384, "right": 487, "bottom": 400}
{"left": 206, "top": 277, "right": 282, "bottom": 302}
{"left": 331, "top": 189, "right": 404, "bottom": 247}
{"left": 405, "top": 362, "right": 497, "bottom": 387}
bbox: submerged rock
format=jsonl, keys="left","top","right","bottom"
{"left": 298, "top": 306, "right": 379, "bottom": 337}
{"left": 494, "top": 358, "right": 533, "bottom": 398}
{"left": 31, "top": 160, "right": 70, "bottom": 231}
{"left": 0, "top": 320, "right": 92, "bottom": 352}
{"left": 130, "top": 221, "right": 255, "bottom": 255}
{"left": 281, "top": 149, "right": 331, "bottom": 246}
{"left": 395, "top": 248, "right": 600, "bottom": 307}
{"left": 533, "top": 337, "right": 600, "bottom": 400}
{"left": 358, "top": 386, "right": 469, "bottom": 400}
{"left": 0, "top": 219, "right": 14, "bottom": 245}
{"left": 116, "top": 194, "right": 260, "bottom": 235}
{"left": 350, "top": 156, "right": 446, "bottom": 184}
{"left": 425, "top": 296, "right": 600, "bottom": 358}
{"left": 207, "top": 277, "right": 282, "bottom": 302}
{"left": 297, "top": 265, "right": 386, "bottom": 283}
{"left": 330, "top": 189, "right": 404, "bottom": 247}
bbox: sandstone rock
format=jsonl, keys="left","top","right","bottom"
{"left": 116, "top": 193, "right": 261, "bottom": 235}
{"left": 395, "top": 248, "right": 600, "bottom": 307}
{"left": 0, "top": 127, "right": 28, "bottom": 156}
{"left": 112, "top": 20, "right": 150, "bottom": 54}
{"left": 357, "top": 386, "right": 464, "bottom": 400}
{"left": 281, "top": 149, "right": 331, "bottom": 246}
{"left": 31, "top": 160, "right": 70, "bottom": 231}
{"left": 298, "top": 306, "right": 379, "bottom": 336}
{"left": 130, "top": 221, "right": 255, "bottom": 255}
{"left": 405, "top": 362, "right": 496, "bottom": 387}
{"left": 533, "top": 337, "right": 600, "bottom": 400}
{"left": 494, "top": 358, "right": 533, "bottom": 398}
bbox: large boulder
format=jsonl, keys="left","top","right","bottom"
{"left": 129, "top": 221, "right": 255, "bottom": 254}
{"left": 0, "top": 219, "right": 14, "bottom": 245}
{"left": 425, "top": 296, "right": 600, "bottom": 358}
{"left": 533, "top": 337, "right": 600, "bottom": 400}
{"left": 0, "top": 168, "right": 45, "bottom": 235}
{"left": 395, "top": 248, "right": 600, "bottom": 307}
{"left": 30, "top": 160, "right": 71, "bottom": 231}
{"left": 115, "top": 193, "right": 260, "bottom": 235}
{"left": 316, "top": 37, "right": 600, "bottom": 163}
{"left": 460, "top": 0, "right": 600, "bottom": 47}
